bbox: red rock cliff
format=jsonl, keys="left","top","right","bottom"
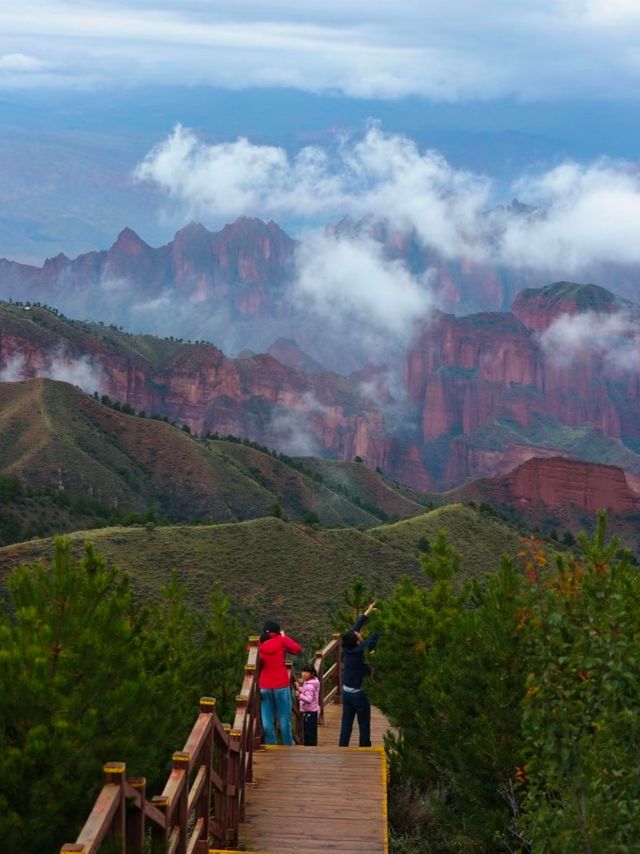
{"left": 0, "top": 305, "right": 395, "bottom": 473}
{"left": 459, "top": 456, "right": 640, "bottom": 516}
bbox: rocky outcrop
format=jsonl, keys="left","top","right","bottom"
{"left": 511, "top": 281, "right": 634, "bottom": 331}
{"left": 0, "top": 217, "right": 296, "bottom": 324}
{"left": 402, "top": 281, "right": 640, "bottom": 487}
{"left": 454, "top": 456, "right": 640, "bottom": 516}
{"left": 506, "top": 457, "right": 640, "bottom": 513}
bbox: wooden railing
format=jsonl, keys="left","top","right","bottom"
{"left": 60, "top": 636, "right": 262, "bottom": 854}
{"left": 314, "top": 632, "right": 342, "bottom": 724}
{"left": 59, "top": 632, "right": 345, "bottom": 852}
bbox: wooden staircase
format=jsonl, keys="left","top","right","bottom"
{"left": 61, "top": 635, "right": 389, "bottom": 854}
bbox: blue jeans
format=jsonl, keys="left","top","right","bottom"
{"left": 339, "top": 690, "right": 371, "bottom": 747}
{"left": 260, "top": 687, "right": 293, "bottom": 745}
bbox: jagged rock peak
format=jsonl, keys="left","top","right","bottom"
{"left": 43, "top": 252, "right": 70, "bottom": 269}
{"left": 215, "top": 216, "right": 294, "bottom": 243}
{"left": 112, "top": 226, "right": 151, "bottom": 252}
{"left": 173, "top": 221, "right": 211, "bottom": 241}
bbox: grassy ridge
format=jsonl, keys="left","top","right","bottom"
{"left": 0, "top": 505, "right": 523, "bottom": 638}
{"left": 293, "top": 457, "right": 427, "bottom": 519}
{"left": 0, "top": 378, "right": 425, "bottom": 530}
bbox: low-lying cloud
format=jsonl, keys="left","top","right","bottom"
{"left": 539, "top": 310, "right": 640, "bottom": 372}
{"left": 294, "top": 233, "right": 433, "bottom": 337}
{"left": 503, "top": 161, "right": 640, "bottom": 271}
{"left": 267, "top": 392, "right": 326, "bottom": 457}
{"left": 135, "top": 124, "right": 490, "bottom": 261}
{"left": 0, "top": 349, "right": 104, "bottom": 393}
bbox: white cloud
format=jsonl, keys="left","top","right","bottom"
{"left": 3, "top": 0, "right": 640, "bottom": 98}
{"left": 135, "top": 123, "right": 491, "bottom": 260}
{"left": 267, "top": 392, "right": 325, "bottom": 456}
{"left": 137, "top": 124, "right": 640, "bottom": 279}
{"left": 45, "top": 351, "right": 104, "bottom": 393}
{"left": 294, "top": 233, "right": 433, "bottom": 337}
{"left": 582, "top": 0, "right": 640, "bottom": 24}
{"left": 0, "top": 348, "right": 104, "bottom": 392}
{"left": 0, "top": 52, "right": 47, "bottom": 71}
{"left": 538, "top": 310, "right": 640, "bottom": 371}
{"left": 503, "top": 161, "right": 640, "bottom": 271}
{"left": 0, "top": 353, "right": 26, "bottom": 381}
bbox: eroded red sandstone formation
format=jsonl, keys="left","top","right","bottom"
{"left": 405, "top": 280, "right": 640, "bottom": 486}
{"left": 406, "top": 308, "right": 627, "bottom": 445}
{"left": 456, "top": 456, "right": 640, "bottom": 516}
{"left": 511, "top": 281, "right": 634, "bottom": 331}
{"left": 3, "top": 278, "right": 640, "bottom": 493}
{"left": 0, "top": 306, "right": 393, "bottom": 472}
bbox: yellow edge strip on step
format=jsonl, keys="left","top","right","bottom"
{"left": 380, "top": 746, "right": 389, "bottom": 854}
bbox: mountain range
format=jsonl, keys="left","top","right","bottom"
{"left": 3, "top": 275, "right": 640, "bottom": 491}
{"left": 3, "top": 216, "right": 640, "bottom": 541}
{"left": 3, "top": 214, "right": 640, "bottom": 362}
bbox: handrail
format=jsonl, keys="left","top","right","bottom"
{"left": 314, "top": 632, "right": 342, "bottom": 724}
{"left": 60, "top": 636, "right": 262, "bottom": 854}
{"left": 60, "top": 632, "right": 345, "bottom": 851}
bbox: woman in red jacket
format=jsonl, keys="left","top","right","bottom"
{"left": 259, "top": 620, "right": 302, "bottom": 745}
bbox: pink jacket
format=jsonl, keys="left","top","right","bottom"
{"left": 297, "top": 676, "right": 320, "bottom": 712}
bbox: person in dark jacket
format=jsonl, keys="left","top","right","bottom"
{"left": 339, "top": 601, "right": 379, "bottom": 747}
{"left": 258, "top": 620, "right": 302, "bottom": 745}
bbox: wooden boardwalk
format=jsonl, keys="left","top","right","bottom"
{"left": 226, "top": 705, "right": 390, "bottom": 854}
{"left": 61, "top": 636, "right": 390, "bottom": 854}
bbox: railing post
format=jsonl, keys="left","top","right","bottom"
{"left": 172, "top": 751, "right": 190, "bottom": 854}
{"left": 315, "top": 647, "right": 325, "bottom": 724}
{"left": 228, "top": 730, "right": 241, "bottom": 847}
{"left": 216, "top": 723, "right": 231, "bottom": 847}
{"left": 151, "top": 794, "right": 170, "bottom": 844}
{"left": 127, "top": 776, "right": 146, "bottom": 851}
{"left": 333, "top": 632, "right": 343, "bottom": 704}
{"left": 199, "top": 697, "right": 215, "bottom": 841}
{"left": 247, "top": 635, "right": 262, "bottom": 751}
{"left": 104, "top": 762, "right": 126, "bottom": 852}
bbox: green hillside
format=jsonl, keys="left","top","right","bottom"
{"left": 0, "top": 377, "right": 427, "bottom": 537}
{"left": 293, "top": 457, "right": 428, "bottom": 519}
{"left": 370, "top": 503, "right": 522, "bottom": 576}
{"left": 0, "top": 505, "right": 523, "bottom": 638}
{"left": 0, "top": 301, "right": 191, "bottom": 366}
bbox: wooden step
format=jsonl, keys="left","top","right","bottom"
{"left": 236, "top": 744, "right": 388, "bottom": 854}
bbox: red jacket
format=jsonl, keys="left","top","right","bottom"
{"left": 259, "top": 633, "right": 302, "bottom": 689}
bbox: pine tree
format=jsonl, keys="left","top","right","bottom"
{"left": 0, "top": 539, "right": 151, "bottom": 852}
{"left": 370, "top": 531, "right": 526, "bottom": 850}
{"left": 197, "top": 583, "right": 248, "bottom": 723}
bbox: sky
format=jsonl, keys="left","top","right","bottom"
{"left": 0, "top": 0, "right": 639, "bottom": 263}
{"left": 3, "top": 1, "right": 640, "bottom": 100}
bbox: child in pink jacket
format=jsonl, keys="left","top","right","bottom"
{"left": 296, "top": 664, "right": 320, "bottom": 745}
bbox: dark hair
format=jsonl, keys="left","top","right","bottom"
{"left": 260, "top": 619, "right": 281, "bottom": 643}
{"left": 342, "top": 630, "right": 358, "bottom": 650}
{"left": 300, "top": 663, "right": 317, "bottom": 677}
{"left": 263, "top": 619, "right": 281, "bottom": 634}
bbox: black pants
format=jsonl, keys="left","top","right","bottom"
{"left": 302, "top": 711, "right": 318, "bottom": 745}
{"left": 339, "top": 690, "right": 371, "bottom": 746}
